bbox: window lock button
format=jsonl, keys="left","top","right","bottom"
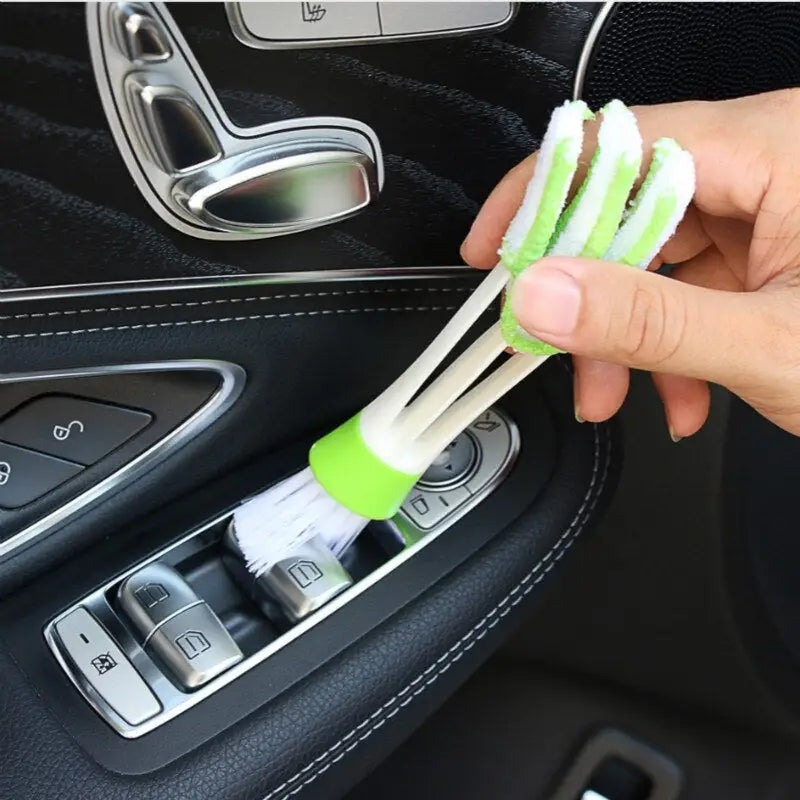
{"left": 54, "top": 607, "right": 161, "bottom": 726}
{"left": 0, "top": 395, "right": 152, "bottom": 465}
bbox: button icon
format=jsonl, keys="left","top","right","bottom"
{"left": 0, "top": 461, "right": 11, "bottom": 486}
{"left": 175, "top": 630, "right": 211, "bottom": 660}
{"left": 91, "top": 652, "right": 118, "bottom": 675}
{"left": 52, "top": 420, "right": 85, "bottom": 442}
{"left": 134, "top": 582, "right": 170, "bottom": 608}
{"left": 288, "top": 559, "right": 323, "bottom": 588}
{"left": 411, "top": 496, "right": 430, "bottom": 515}
{"left": 300, "top": 2, "right": 326, "bottom": 23}
{"left": 473, "top": 414, "right": 500, "bottom": 433}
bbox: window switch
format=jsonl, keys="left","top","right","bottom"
{"left": 0, "top": 395, "right": 152, "bottom": 465}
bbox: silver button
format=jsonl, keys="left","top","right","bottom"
{"left": 464, "top": 409, "right": 513, "bottom": 495}
{"left": 126, "top": 80, "right": 222, "bottom": 174}
{"left": 174, "top": 146, "right": 376, "bottom": 234}
{"left": 378, "top": 2, "right": 513, "bottom": 36}
{"left": 147, "top": 603, "right": 243, "bottom": 689}
{"left": 260, "top": 537, "right": 352, "bottom": 623}
{"left": 54, "top": 607, "right": 161, "bottom": 726}
{"left": 418, "top": 432, "right": 478, "bottom": 489}
{"left": 112, "top": 3, "right": 172, "bottom": 62}
{"left": 400, "top": 485, "right": 471, "bottom": 531}
{"left": 118, "top": 563, "right": 201, "bottom": 640}
{"left": 236, "top": 2, "right": 381, "bottom": 42}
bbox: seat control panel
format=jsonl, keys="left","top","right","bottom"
{"left": 46, "top": 406, "right": 518, "bottom": 737}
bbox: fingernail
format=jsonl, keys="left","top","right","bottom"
{"left": 575, "top": 406, "right": 585, "bottom": 424}
{"left": 511, "top": 265, "right": 581, "bottom": 337}
{"left": 669, "top": 428, "right": 683, "bottom": 443}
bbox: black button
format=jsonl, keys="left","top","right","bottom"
{"left": 0, "top": 442, "right": 83, "bottom": 509}
{"left": 0, "top": 396, "right": 152, "bottom": 465}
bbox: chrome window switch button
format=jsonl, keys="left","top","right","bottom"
{"left": 258, "top": 537, "right": 353, "bottom": 623}
{"left": 147, "top": 603, "right": 243, "bottom": 690}
{"left": 54, "top": 607, "right": 161, "bottom": 726}
{"left": 118, "top": 563, "right": 202, "bottom": 639}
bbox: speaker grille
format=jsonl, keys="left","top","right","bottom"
{"left": 583, "top": 2, "right": 800, "bottom": 108}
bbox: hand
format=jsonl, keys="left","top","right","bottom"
{"left": 461, "top": 89, "right": 800, "bottom": 439}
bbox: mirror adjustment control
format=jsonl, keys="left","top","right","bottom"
{"left": 418, "top": 432, "right": 478, "bottom": 489}
{"left": 401, "top": 484, "right": 471, "bottom": 531}
{"left": 53, "top": 607, "right": 161, "bottom": 726}
{"left": 0, "top": 395, "right": 152, "bottom": 466}
{"left": 118, "top": 563, "right": 202, "bottom": 638}
{"left": 0, "top": 442, "right": 83, "bottom": 509}
{"left": 147, "top": 603, "right": 243, "bottom": 689}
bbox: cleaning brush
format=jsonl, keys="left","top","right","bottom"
{"left": 233, "top": 99, "right": 696, "bottom": 578}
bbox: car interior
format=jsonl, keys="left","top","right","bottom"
{"left": 3, "top": 2, "right": 800, "bottom": 799}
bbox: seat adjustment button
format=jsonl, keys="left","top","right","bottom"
{"left": 0, "top": 442, "right": 83, "bottom": 509}
{"left": 0, "top": 395, "right": 152, "bottom": 465}
{"left": 128, "top": 81, "right": 222, "bottom": 173}
{"left": 55, "top": 607, "right": 161, "bottom": 726}
{"left": 118, "top": 563, "right": 201, "bottom": 639}
{"left": 113, "top": 2, "right": 172, "bottom": 62}
{"left": 147, "top": 603, "right": 243, "bottom": 689}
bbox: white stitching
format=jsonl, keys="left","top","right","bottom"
{"left": 0, "top": 287, "right": 473, "bottom": 321}
{"left": 263, "top": 423, "right": 610, "bottom": 800}
{"left": 0, "top": 306, "right": 463, "bottom": 340}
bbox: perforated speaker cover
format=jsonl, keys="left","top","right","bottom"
{"left": 582, "top": 2, "right": 800, "bottom": 108}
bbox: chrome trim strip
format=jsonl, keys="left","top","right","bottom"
{"left": 44, "top": 407, "right": 518, "bottom": 738}
{"left": 0, "top": 267, "right": 474, "bottom": 303}
{"left": 0, "top": 361, "right": 245, "bottom": 558}
{"left": 226, "top": 2, "right": 518, "bottom": 50}
{"left": 573, "top": 2, "right": 616, "bottom": 101}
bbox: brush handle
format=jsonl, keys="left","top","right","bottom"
{"left": 362, "top": 265, "right": 509, "bottom": 424}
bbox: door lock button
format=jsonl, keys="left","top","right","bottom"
{"left": 118, "top": 563, "right": 202, "bottom": 639}
{"left": 147, "top": 603, "right": 243, "bottom": 689}
{"left": 0, "top": 442, "right": 83, "bottom": 509}
{"left": 54, "top": 607, "right": 161, "bottom": 726}
{"left": 0, "top": 395, "right": 152, "bottom": 465}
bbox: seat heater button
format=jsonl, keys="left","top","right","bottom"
{"left": 55, "top": 607, "right": 161, "bottom": 726}
{"left": 147, "top": 603, "right": 242, "bottom": 689}
{"left": 0, "top": 395, "right": 152, "bottom": 465}
{"left": 113, "top": 3, "right": 172, "bottom": 62}
{"left": 379, "top": 2, "right": 513, "bottom": 36}
{"left": 259, "top": 537, "right": 352, "bottom": 622}
{"left": 118, "top": 563, "right": 201, "bottom": 638}
{"left": 418, "top": 431, "right": 478, "bottom": 489}
{"left": 0, "top": 442, "right": 83, "bottom": 509}
{"left": 236, "top": 2, "right": 381, "bottom": 42}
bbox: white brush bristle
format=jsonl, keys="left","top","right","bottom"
{"left": 233, "top": 466, "right": 369, "bottom": 578}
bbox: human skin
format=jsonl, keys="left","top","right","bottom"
{"left": 461, "top": 89, "right": 800, "bottom": 439}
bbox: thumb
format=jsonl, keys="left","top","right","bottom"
{"left": 510, "top": 256, "right": 783, "bottom": 388}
